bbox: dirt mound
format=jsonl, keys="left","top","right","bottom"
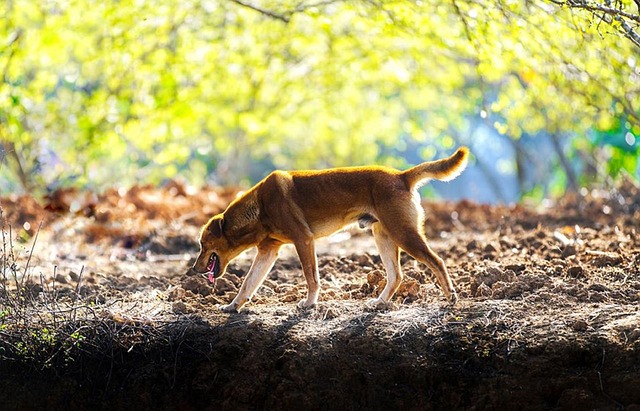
{"left": 1, "top": 181, "right": 639, "bottom": 409}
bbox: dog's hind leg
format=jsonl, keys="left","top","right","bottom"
{"left": 220, "top": 240, "right": 280, "bottom": 312}
{"left": 401, "top": 235, "right": 457, "bottom": 304}
{"left": 293, "top": 238, "right": 321, "bottom": 309}
{"left": 378, "top": 194, "right": 457, "bottom": 303}
{"left": 391, "top": 229, "right": 457, "bottom": 303}
{"left": 368, "top": 223, "right": 402, "bottom": 307}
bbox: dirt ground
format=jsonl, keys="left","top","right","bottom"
{"left": 1, "top": 180, "right": 639, "bottom": 410}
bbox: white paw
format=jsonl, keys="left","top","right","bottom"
{"left": 366, "top": 297, "right": 383, "bottom": 308}
{"left": 219, "top": 303, "right": 238, "bottom": 313}
{"left": 297, "top": 298, "right": 316, "bottom": 310}
{"left": 366, "top": 297, "right": 393, "bottom": 310}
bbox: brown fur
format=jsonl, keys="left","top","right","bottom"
{"left": 192, "top": 147, "right": 470, "bottom": 312}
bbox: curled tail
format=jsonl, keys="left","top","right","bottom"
{"left": 402, "top": 147, "right": 470, "bottom": 190}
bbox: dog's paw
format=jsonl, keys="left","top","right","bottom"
{"left": 219, "top": 303, "right": 238, "bottom": 313}
{"left": 446, "top": 291, "right": 459, "bottom": 307}
{"left": 297, "top": 299, "right": 316, "bottom": 310}
{"left": 365, "top": 298, "right": 394, "bottom": 311}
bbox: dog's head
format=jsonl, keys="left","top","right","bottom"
{"left": 192, "top": 214, "right": 241, "bottom": 281}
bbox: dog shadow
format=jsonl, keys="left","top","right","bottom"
{"left": 217, "top": 302, "right": 382, "bottom": 344}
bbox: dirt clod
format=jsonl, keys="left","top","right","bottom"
{"left": 181, "top": 276, "right": 212, "bottom": 296}
{"left": 213, "top": 277, "right": 237, "bottom": 295}
{"left": 567, "top": 265, "right": 584, "bottom": 278}
{"left": 571, "top": 319, "right": 589, "bottom": 332}
{"left": 2, "top": 182, "right": 640, "bottom": 410}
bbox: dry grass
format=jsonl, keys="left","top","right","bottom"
{"left": 0, "top": 207, "right": 182, "bottom": 374}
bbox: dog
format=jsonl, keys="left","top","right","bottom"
{"left": 192, "top": 147, "right": 469, "bottom": 312}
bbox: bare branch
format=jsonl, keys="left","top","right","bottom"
{"left": 601, "top": 0, "right": 640, "bottom": 47}
{"left": 228, "top": 0, "right": 347, "bottom": 23}
{"left": 552, "top": 0, "right": 640, "bottom": 49}
{"left": 618, "top": 16, "right": 640, "bottom": 47}
{"left": 564, "top": 0, "right": 640, "bottom": 23}
{"left": 228, "top": 0, "right": 291, "bottom": 23}
{"left": 2, "top": 29, "right": 22, "bottom": 83}
{"left": 293, "top": 0, "right": 343, "bottom": 13}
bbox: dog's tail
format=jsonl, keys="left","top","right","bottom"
{"left": 402, "top": 146, "right": 470, "bottom": 190}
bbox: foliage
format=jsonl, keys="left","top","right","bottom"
{"left": 0, "top": 0, "right": 638, "bottom": 197}
{"left": 551, "top": 0, "right": 640, "bottom": 48}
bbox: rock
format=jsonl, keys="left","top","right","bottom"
{"left": 562, "top": 244, "right": 577, "bottom": 257}
{"left": 167, "top": 286, "right": 186, "bottom": 301}
{"left": 567, "top": 266, "right": 584, "bottom": 278}
{"left": 172, "top": 301, "right": 192, "bottom": 314}
{"left": 484, "top": 242, "right": 500, "bottom": 253}
{"left": 505, "top": 263, "right": 525, "bottom": 273}
{"left": 397, "top": 279, "right": 420, "bottom": 301}
{"left": 571, "top": 319, "right": 588, "bottom": 332}
{"left": 182, "top": 276, "right": 211, "bottom": 296}
{"left": 475, "top": 282, "right": 492, "bottom": 298}
{"left": 367, "top": 270, "right": 386, "bottom": 290}
{"left": 588, "top": 251, "right": 622, "bottom": 267}
{"left": 226, "top": 273, "right": 242, "bottom": 287}
{"left": 262, "top": 279, "right": 278, "bottom": 291}
{"left": 69, "top": 270, "right": 80, "bottom": 281}
{"left": 214, "top": 277, "right": 237, "bottom": 295}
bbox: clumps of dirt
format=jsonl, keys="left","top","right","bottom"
{"left": 586, "top": 249, "right": 624, "bottom": 267}
{"left": 1, "top": 181, "right": 240, "bottom": 248}
{"left": 471, "top": 266, "right": 515, "bottom": 297}
{"left": 361, "top": 268, "right": 421, "bottom": 302}
{"left": 426, "top": 177, "right": 640, "bottom": 237}
{"left": 2, "top": 179, "right": 640, "bottom": 410}
{"left": 0, "top": 194, "right": 46, "bottom": 236}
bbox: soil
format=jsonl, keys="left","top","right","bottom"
{"left": 1, "top": 180, "right": 639, "bottom": 410}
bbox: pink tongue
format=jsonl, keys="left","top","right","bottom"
{"left": 206, "top": 255, "right": 217, "bottom": 283}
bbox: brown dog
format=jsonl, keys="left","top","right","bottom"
{"left": 192, "top": 147, "right": 469, "bottom": 312}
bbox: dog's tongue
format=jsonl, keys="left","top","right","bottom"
{"left": 206, "top": 254, "right": 218, "bottom": 284}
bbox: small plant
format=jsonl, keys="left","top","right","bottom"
{"left": 0, "top": 309, "right": 7, "bottom": 331}
{"left": 0, "top": 206, "right": 90, "bottom": 369}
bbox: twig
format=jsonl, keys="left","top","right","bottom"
{"left": 553, "top": 231, "right": 573, "bottom": 247}
{"left": 72, "top": 266, "right": 85, "bottom": 324}
{"left": 229, "top": 0, "right": 344, "bottom": 24}
{"left": 552, "top": 0, "right": 640, "bottom": 48}
{"left": 568, "top": 0, "right": 640, "bottom": 23}
{"left": 22, "top": 220, "right": 43, "bottom": 287}
{"left": 229, "top": 0, "right": 291, "bottom": 22}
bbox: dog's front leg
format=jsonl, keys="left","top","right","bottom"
{"left": 293, "top": 238, "right": 320, "bottom": 309}
{"left": 220, "top": 241, "right": 280, "bottom": 313}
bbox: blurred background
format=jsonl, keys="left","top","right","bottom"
{"left": 1, "top": 0, "right": 638, "bottom": 204}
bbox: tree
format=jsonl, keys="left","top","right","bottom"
{"left": 0, "top": 0, "right": 638, "bottom": 198}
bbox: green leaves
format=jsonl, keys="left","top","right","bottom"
{"left": 0, "top": 0, "right": 638, "bottom": 195}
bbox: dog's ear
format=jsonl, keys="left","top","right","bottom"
{"left": 208, "top": 216, "right": 224, "bottom": 238}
